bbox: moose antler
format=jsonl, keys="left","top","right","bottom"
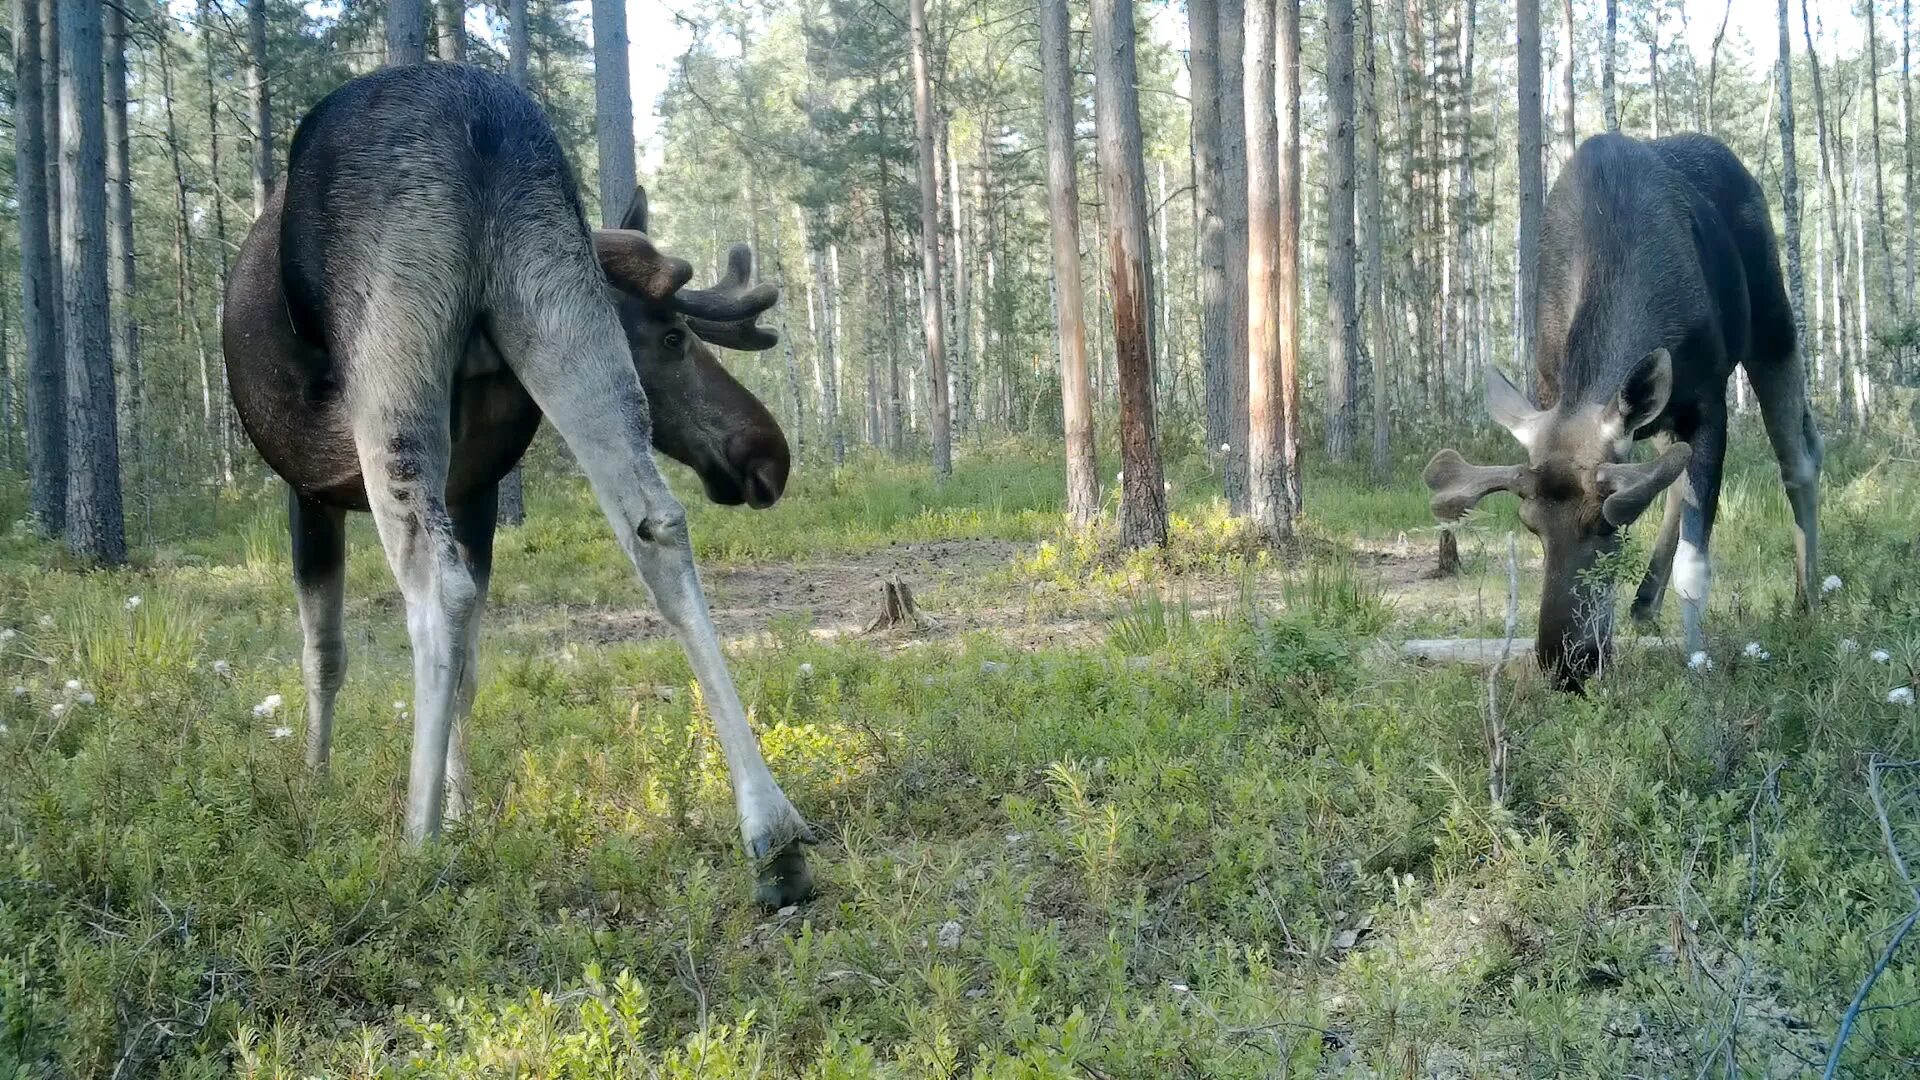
{"left": 1595, "top": 441, "right": 1691, "bottom": 527}
{"left": 593, "top": 230, "right": 693, "bottom": 304}
{"left": 677, "top": 243, "right": 780, "bottom": 352}
{"left": 1423, "top": 449, "right": 1536, "bottom": 521}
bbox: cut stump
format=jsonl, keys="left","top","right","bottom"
{"left": 1434, "top": 528, "right": 1461, "bottom": 577}
{"left": 865, "top": 579, "right": 935, "bottom": 633}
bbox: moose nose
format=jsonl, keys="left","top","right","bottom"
{"left": 728, "top": 431, "right": 789, "bottom": 509}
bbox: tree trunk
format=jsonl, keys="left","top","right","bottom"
{"left": 1454, "top": 0, "right": 1478, "bottom": 414}
{"left": 14, "top": 0, "right": 65, "bottom": 535}
{"left": 1559, "top": 0, "right": 1576, "bottom": 153}
{"left": 1867, "top": 0, "right": 1901, "bottom": 317}
{"left": 1326, "top": 0, "right": 1358, "bottom": 461}
{"left": 1647, "top": 12, "right": 1661, "bottom": 139}
{"left": 1039, "top": 0, "right": 1100, "bottom": 526}
{"left": 906, "top": 0, "right": 953, "bottom": 477}
{"left": 1191, "top": 0, "right": 1229, "bottom": 459}
{"left": 1777, "top": 0, "right": 1807, "bottom": 344}
{"left": 1602, "top": 0, "right": 1617, "bottom": 131}
{"left": 509, "top": 0, "right": 530, "bottom": 84}
{"left": 1248, "top": 0, "right": 1294, "bottom": 543}
{"left": 1906, "top": 0, "right": 1916, "bottom": 320}
{"left": 1219, "top": 0, "right": 1250, "bottom": 513}
{"left": 387, "top": 0, "right": 426, "bottom": 65}
{"left": 590, "top": 0, "right": 634, "bottom": 228}
{"left": 1803, "top": 0, "right": 1853, "bottom": 425}
{"left": 1517, "top": 0, "right": 1543, "bottom": 378}
{"left": 248, "top": 0, "right": 274, "bottom": 218}
{"left": 105, "top": 0, "right": 140, "bottom": 514}
{"left": 1361, "top": 0, "right": 1389, "bottom": 480}
{"left": 437, "top": 0, "right": 466, "bottom": 60}
{"left": 1092, "top": 0, "right": 1166, "bottom": 549}
{"left": 58, "top": 0, "right": 125, "bottom": 564}
{"left": 948, "top": 131, "right": 971, "bottom": 438}
{"left": 879, "top": 162, "right": 904, "bottom": 452}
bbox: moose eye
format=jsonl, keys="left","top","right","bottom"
{"left": 662, "top": 330, "right": 685, "bottom": 351}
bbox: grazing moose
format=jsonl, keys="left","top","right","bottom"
{"left": 222, "top": 64, "right": 815, "bottom": 906}
{"left": 1424, "top": 133, "right": 1821, "bottom": 692}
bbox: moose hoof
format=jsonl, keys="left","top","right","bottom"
{"left": 753, "top": 842, "right": 816, "bottom": 909}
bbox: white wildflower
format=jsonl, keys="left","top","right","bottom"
{"left": 36, "top": 615, "right": 53, "bottom": 628}
{"left": 1890, "top": 687, "right": 1916, "bottom": 706}
{"left": 48, "top": 703, "right": 66, "bottom": 718}
{"left": 270, "top": 726, "right": 293, "bottom": 739}
{"left": 1840, "top": 638, "right": 1860, "bottom": 653}
{"left": 10, "top": 686, "right": 25, "bottom": 698}
{"left": 0, "top": 628, "right": 15, "bottom": 644}
{"left": 1219, "top": 442, "right": 1231, "bottom": 454}
{"left": 124, "top": 595, "right": 142, "bottom": 611}
{"left": 1743, "top": 642, "right": 1769, "bottom": 660}
{"left": 64, "top": 679, "right": 81, "bottom": 692}
{"left": 1169, "top": 982, "right": 1192, "bottom": 994}
{"left": 211, "top": 659, "right": 232, "bottom": 678}
{"left": 798, "top": 662, "right": 814, "bottom": 677}
{"left": 1873, "top": 649, "right": 1893, "bottom": 664}
{"left": 75, "top": 692, "right": 95, "bottom": 705}
{"left": 252, "top": 703, "right": 271, "bottom": 719}
{"left": 1822, "top": 574, "right": 1844, "bottom": 595}
{"left": 262, "top": 693, "right": 283, "bottom": 710}
{"left": 0, "top": 723, "right": 9, "bottom": 736}
{"left": 1687, "top": 651, "right": 1713, "bottom": 673}
{"left": 393, "top": 700, "right": 408, "bottom": 711}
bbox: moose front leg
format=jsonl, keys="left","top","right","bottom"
{"left": 1673, "top": 415, "right": 1728, "bottom": 655}
{"left": 495, "top": 294, "right": 815, "bottom": 906}
{"left": 291, "top": 489, "right": 349, "bottom": 771}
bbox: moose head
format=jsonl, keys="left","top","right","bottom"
{"left": 1424, "top": 350, "right": 1691, "bottom": 691}
{"left": 592, "top": 186, "right": 791, "bottom": 509}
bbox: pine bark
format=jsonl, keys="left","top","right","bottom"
{"left": 1277, "top": 0, "right": 1301, "bottom": 514}
{"left": 15, "top": 0, "right": 65, "bottom": 534}
{"left": 1218, "top": 0, "right": 1250, "bottom": 513}
{"left": 1191, "top": 0, "right": 1229, "bottom": 459}
{"left": 1906, "top": 0, "right": 1916, "bottom": 318}
{"left": 1777, "top": 0, "right": 1807, "bottom": 342}
{"left": 1866, "top": 1, "right": 1900, "bottom": 317}
{"left": 1325, "top": 0, "right": 1358, "bottom": 461}
{"left": 590, "top": 0, "right": 635, "bottom": 227}
{"left": 1602, "top": 0, "right": 1617, "bottom": 131}
{"left": 1361, "top": 0, "right": 1388, "bottom": 480}
{"left": 509, "top": 0, "right": 530, "bottom": 85}
{"left": 387, "top": 0, "right": 426, "bottom": 65}
{"left": 1039, "top": 0, "right": 1099, "bottom": 526}
{"left": 105, "top": 0, "right": 140, "bottom": 499}
{"left": 1247, "top": 0, "right": 1293, "bottom": 543}
{"left": 1559, "top": 0, "right": 1575, "bottom": 153}
{"left": 1092, "top": 0, "right": 1166, "bottom": 548}
{"left": 246, "top": 0, "right": 274, "bottom": 219}
{"left": 907, "top": 0, "right": 953, "bottom": 477}
{"left": 437, "top": 0, "right": 466, "bottom": 60}
{"left": 1517, "top": 0, "right": 1543, "bottom": 377}
{"left": 58, "top": 0, "right": 125, "bottom": 563}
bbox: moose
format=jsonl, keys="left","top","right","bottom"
{"left": 1424, "top": 133, "right": 1821, "bottom": 692}
{"left": 222, "top": 64, "right": 815, "bottom": 906}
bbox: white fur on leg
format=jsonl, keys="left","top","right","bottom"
{"left": 298, "top": 574, "right": 347, "bottom": 770}
{"left": 1674, "top": 539, "right": 1711, "bottom": 651}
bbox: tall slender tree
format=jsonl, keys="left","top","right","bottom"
{"left": 1325, "top": 0, "right": 1358, "bottom": 460}
{"left": 1777, "top": 0, "right": 1806, "bottom": 340}
{"left": 1247, "top": 0, "right": 1293, "bottom": 542}
{"left": 1361, "top": 0, "right": 1389, "bottom": 480}
{"left": 1603, "top": 0, "right": 1618, "bottom": 131}
{"left": 14, "top": 0, "right": 65, "bottom": 534}
{"left": 58, "top": 0, "right": 125, "bottom": 563}
{"left": 907, "top": 0, "right": 953, "bottom": 477}
{"left": 1040, "top": 0, "right": 1099, "bottom": 526}
{"left": 1906, "top": 0, "right": 1916, "bottom": 317}
{"left": 1191, "top": 0, "right": 1229, "bottom": 457}
{"left": 248, "top": 0, "right": 274, "bottom": 218}
{"left": 509, "top": 0, "right": 530, "bottom": 84}
{"left": 1219, "top": 0, "right": 1251, "bottom": 513}
{"left": 1277, "top": 0, "right": 1302, "bottom": 514}
{"left": 1092, "top": 0, "right": 1167, "bottom": 549}
{"left": 1559, "top": 0, "right": 1576, "bottom": 153}
{"left": 105, "top": 0, "right": 140, "bottom": 497}
{"left": 387, "top": 0, "right": 426, "bottom": 65}
{"left": 1866, "top": 0, "right": 1900, "bottom": 316}
{"left": 591, "top": 0, "right": 635, "bottom": 228}
{"left": 1517, "top": 0, "right": 1543, "bottom": 376}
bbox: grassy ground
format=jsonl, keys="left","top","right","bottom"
{"left": 4, "top": 430, "right": 1920, "bottom": 1077}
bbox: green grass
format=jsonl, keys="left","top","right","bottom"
{"left": 4, "top": 430, "right": 1920, "bottom": 1076}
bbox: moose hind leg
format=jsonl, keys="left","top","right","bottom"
{"left": 292, "top": 489, "right": 349, "bottom": 771}
{"left": 441, "top": 487, "right": 498, "bottom": 822}
{"left": 1746, "top": 349, "right": 1822, "bottom": 608}
{"left": 488, "top": 266, "right": 814, "bottom": 905}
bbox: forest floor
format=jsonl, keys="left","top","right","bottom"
{"left": 5, "top": 433, "right": 1920, "bottom": 1077}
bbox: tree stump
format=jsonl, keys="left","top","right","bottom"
{"left": 865, "top": 580, "right": 935, "bottom": 633}
{"left": 1434, "top": 528, "right": 1461, "bottom": 577}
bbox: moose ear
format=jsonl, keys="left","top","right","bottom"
{"left": 1609, "top": 348, "right": 1672, "bottom": 437}
{"left": 620, "top": 185, "right": 649, "bottom": 233}
{"left": 1485, "top": 365, "right": 1544, "bottom": 452}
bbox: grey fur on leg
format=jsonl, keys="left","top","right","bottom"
{"left": 442, "top": 489, "right": 498, "bottom": 822}
{"left": 291, "top": 491, "right": 349, "bottom": 771}
{"left": 488, "top": 251, "right": 816, "bottom": 905}
{"left": 1746, "top": 347, "right": 1822, "bottom": 610}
